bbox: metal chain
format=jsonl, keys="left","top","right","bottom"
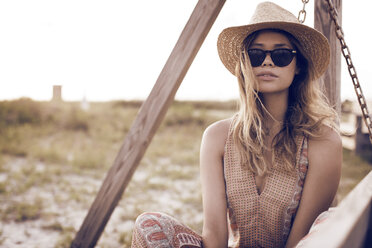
{"left": 326, "top": 0, "right": 372, "bottom": 144}
{"left": 298, "top": 0, "right": 310, "bottom": 23}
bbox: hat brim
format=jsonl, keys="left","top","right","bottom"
{"left": 217, "top": 21, "right": 330, "bottom": 79}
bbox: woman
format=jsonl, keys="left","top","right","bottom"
{"left": 132, "top": 2, "right": 341, "bottom": 248}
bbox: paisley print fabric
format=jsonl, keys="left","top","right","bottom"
{"left": 131, "top": 212, "right": 202, "bottom": 248}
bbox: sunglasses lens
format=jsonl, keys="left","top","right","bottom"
{"left": 271, "top": 49, "right": 295, "bottom": 67}
{"left": 247, "top": 49, "right": 295, "bottom": 67}
{"left": 247, "top": 49, "right": 266, "bottom": 67}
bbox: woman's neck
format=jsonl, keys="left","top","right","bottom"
{"left": 260, "top": 90, "right": 289, "bottom": 126}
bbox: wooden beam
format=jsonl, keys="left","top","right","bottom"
{"left": 298, "top": 171, "right": 372, "bottom": 247}
{"left": 314, "top": 0, "right": 342, "bottom": 115}
{"left": 71, "top": 0, "right": 226, "bottom": 247}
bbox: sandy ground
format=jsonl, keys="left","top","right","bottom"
{"left": 1, "top": 156, "right": 203, "bottom": 247}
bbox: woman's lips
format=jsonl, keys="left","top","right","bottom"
{"left": 256, "top": 71, "right": 278, "bottom": 81}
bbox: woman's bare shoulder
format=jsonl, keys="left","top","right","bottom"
{"left": 308, "top": 125, "right": 342, "bottom": 151}
{"left": 202, "top": 118, "right": 233, "bottom": 154}
{"left": 203, "top": 118, "right": 233, "bottom": 141}
{"left": 308, "top": 125, "right": 342, "bottom": 170}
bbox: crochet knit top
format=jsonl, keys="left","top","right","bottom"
{"left": 223, "top": 122, "right": 309, "bottom": 248}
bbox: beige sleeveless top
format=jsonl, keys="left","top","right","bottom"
{"left": 224, "top": 121, "right": 309, "bottom": 248}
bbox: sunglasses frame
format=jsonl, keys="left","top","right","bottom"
{"left": 247, "top": 48, "right": 297, "bottom": 67}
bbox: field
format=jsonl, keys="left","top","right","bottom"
{"left": 0, "top": 99, "right": 370, "bottom": 247}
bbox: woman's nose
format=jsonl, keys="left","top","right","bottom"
{"left": 262, "top": 52, "right": 274, "bottom": 67}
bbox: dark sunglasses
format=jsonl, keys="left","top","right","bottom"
{"left": 247, "top": 48, "right": 297, "bottom": 67}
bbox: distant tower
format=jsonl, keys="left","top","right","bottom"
{"left": 52, "top": 85, "right": 62, "bottom": 102}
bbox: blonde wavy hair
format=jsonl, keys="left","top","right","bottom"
{"left": 232, "top": 29, "right": 338, "bottom": 175}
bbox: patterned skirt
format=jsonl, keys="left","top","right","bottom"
{"left": 131, "top": 212, "right": 202, "bottom": 248}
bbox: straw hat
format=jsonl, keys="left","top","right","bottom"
{"left": 217, "top": 1, "right": 330, "bottom": 79}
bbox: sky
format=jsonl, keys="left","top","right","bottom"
{"left": 0, "top": 0, "right": 371, "bottom": 102}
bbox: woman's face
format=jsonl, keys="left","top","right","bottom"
{"left": 248, "top": 30, "right": 298, "bottom": 95}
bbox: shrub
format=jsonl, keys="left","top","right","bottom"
{"left": 0, "top": 98, "right": 43, "bottom": 127}
{"left": 4, "top": 198, "right": 43, "bottom": 222}
{"left": 63, "top": 108, "right": 90, "bottom": 132}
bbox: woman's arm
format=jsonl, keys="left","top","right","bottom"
{"left": 286, "top": 127, "right": 342, "bottom": 248}
{"left": 200, "top": 119, "right": 231, "bottom": 248}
